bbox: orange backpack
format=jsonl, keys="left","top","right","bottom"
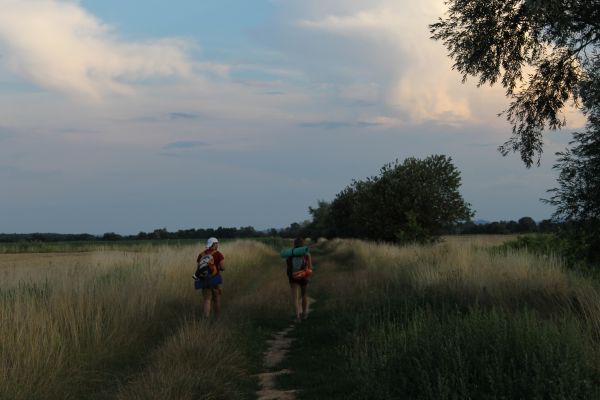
{"left": 288, "top": 254, "right": 313, "bottom": 279}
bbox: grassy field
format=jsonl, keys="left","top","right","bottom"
{"left": 0, "top": 240, "right": 291, "bottom": 400}
{"left": 2, "top": 235, "right": 600, "bottom": 399}
{"left": 0, "top": 237, "right": 287, "bottom": 254}
{"left": 279, "top": 237, "right": 600, "bottom": 399}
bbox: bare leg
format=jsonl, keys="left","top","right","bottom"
{"left": 301, "top": 285, "right": 309, "bottom": 319}
{"left": 213, "top": 292, "right": 221, "bottom": 319}
{"left": 290, "top": 283, "right": 301, "bottom": 322}
{"left": 203, "top": 298, "right": 212, "bottom": 318}
{"left": 202, "top": 288, "right": 212, "bottom": 318}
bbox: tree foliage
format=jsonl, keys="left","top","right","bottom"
{"left": 307, "top": 155, "right": 473, "bottom": 244}
{"left": 430, "top": 0, "right": 600, "bottom": 167}
{"left": 545, "top": 62, "right": 600, "bottom": 264}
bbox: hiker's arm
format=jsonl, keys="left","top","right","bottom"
{"left": 306, "top": 254, "right": 313, "bottom": 269}
{"left": 218, "top": 259, "right": 225, "bottom": 271}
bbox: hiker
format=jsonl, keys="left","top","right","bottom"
{"left": 195, "top": 237, "right": 225, "bottom": 319}
{"left": 286, "top": 238, "right": 312, "bottom": 322}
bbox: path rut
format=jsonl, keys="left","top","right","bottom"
{"left": 256, "top": 298, "right": 315, "bottom": 400}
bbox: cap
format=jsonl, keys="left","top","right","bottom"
{"left": 206, "top": 237, "right": 219, "bottom": 248}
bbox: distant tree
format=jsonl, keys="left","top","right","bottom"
{"left": 238, "top": 226, "right": 257, "bottom": 238}
{"left": 279, "top": 222, "right": 309, "bottom": 238}
{"left": 322, "top": 155, "right": 473, "bottom": 243}
{"left": 136, "top": 231, "right": 148, "bottom": 240}
{"left": 267, "top": 228, "right": 278, "bottom": 237}
{"left": 487, "top": 222, "right": 510, "bottom": 235}
{"left": 430, "top": 0, "right": 600, "bottom": 167}
{"left": 517, "top": 217, "right": 537, "bottom": 233}
{"left": 538, "top": 219, "right": 559, "bottom": 233}
{"left": 506, "top": 220, "right": 519, "bottom": 233}
{"left": 102, "top": 232, "right": 122, "bottom": 241}
{"left": 305, "top": 200, "right": 334, "bottom": 239}
{"left": 30, "top": 233, "right": 46, "bottom": 242}
{"left": 328, "top": 183, "right": 366, "bottom": 238}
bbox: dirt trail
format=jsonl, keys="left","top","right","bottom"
{"left": 256, "top": 298, "right": 315, "bottom": 400}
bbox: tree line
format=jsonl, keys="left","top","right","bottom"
{"left": 0, "top": 155, "right": 564, "bottom": 245}
{"left": 0, "top": 227, "right": 267, "bottom": 243}
{"left": 454, "top": 218, "right": 560, "bottom": 235}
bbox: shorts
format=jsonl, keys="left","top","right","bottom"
{"left": 288, "top": 277, "right": 308, "bottom": 287}
{"left": 194, "top": 274, "right": 223, "bottom": 290}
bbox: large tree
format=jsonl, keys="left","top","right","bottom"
{"left": 321, "top": 155, "right": 473, "bottom": 243}
{"left": 430, "top": 0, "right": 600, "bottom": 167}
{"left": 545, "top": 65, "right": 600, "bottom": 263}
{"left": 431, "top": 0, "right": 600, "bottom": 265}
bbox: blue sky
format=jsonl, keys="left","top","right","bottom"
{"left": 0, "top": 0, "right": 583, "bottom": 234}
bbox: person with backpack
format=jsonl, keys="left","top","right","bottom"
{"left": 286, "top": 238, "right": 313, "bottom": 322}
{"left": 193, "top": 237, "right": 225, "bottom": 319}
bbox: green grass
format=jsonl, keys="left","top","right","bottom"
{"left": 4, "top": 236, "right": 600, "bottom": 399}
{"left": 277, "top": 239, "right": 600, "bottom": 399}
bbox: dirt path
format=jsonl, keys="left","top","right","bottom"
{"left": 256, "top": 298, "right": 315, "bottom": 400}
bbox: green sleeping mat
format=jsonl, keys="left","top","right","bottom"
{"left": 280, "top": 246, "right": 310, "bottom": 258}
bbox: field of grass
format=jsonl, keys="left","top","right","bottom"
{"left": 0, "top": 236, "right": 288, "bottom": 254}
{"left": 278, "top": 237, "right": 600, "bottom": 399}
{"left": 0, "top": 240, "right": 291, "bottom": 400}
{"left": 3, "top": 235, "right": 600, "bottom": 399}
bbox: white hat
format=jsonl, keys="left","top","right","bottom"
{"left": 206, "top": 237, "right": 219, "bottom": 248}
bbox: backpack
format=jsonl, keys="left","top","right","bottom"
{"left": 193, "top": 252, "right": 216, "bottom": 280}
{"left": 287, "top": 255, "right": 312, "bottom": 280}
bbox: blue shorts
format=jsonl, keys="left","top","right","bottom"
{"left": 194, "top": 274, "right": 223, "bottom": 290}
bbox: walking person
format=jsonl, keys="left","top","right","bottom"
{"left": 286, "top": 238, "right": 312, "bottom": 323}
{"left": 194, "top": 237, "right": 225, "bottom": 319}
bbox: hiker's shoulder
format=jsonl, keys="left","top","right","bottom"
{"left": 213, "top": 250, "right": 224, "bottom": 260}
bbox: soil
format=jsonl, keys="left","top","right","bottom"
{"left": 256, "top": 298, "right": 315, "bottom": 400}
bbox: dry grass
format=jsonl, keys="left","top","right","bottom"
{"left": 0, "top": 240, "right": 290, "bottom": 400}
{"left": 322, "top": 237, "right": 600, "bottom": 333}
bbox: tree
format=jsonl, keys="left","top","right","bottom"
{"left": 323, "top": 155, "right": 473, "bottom": 243}
{"left": 544, "top": 68, "right": 600, "bottom": 263}
{"left": 517, "top": 216, "right": 537, "bottom": 233}
{"left": 430, "top": 0, "right": 600, "bottom": 167}
{"left": 102, "top": 232, "right": 122, "bottom": 241}
{"left": 327, "top": 180, "right": 372, "bottom": 239}
{"left": 305, "top": 200, "right": 334, "bottom": 239}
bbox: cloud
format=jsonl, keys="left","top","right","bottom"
{"left": 299, "top": 121, "right": 381, "bottom": 129}
{"left": 298, "top": 3, "right": 470, "bottom": 119}
{"left": 253, "top": 0, "right": 508, "bottom": 126}
{"left": 162, "top": 140, "right": 208, "bottom": 150}
{"left": 168, "top": 112, "right": 202, "bottom": 120}
{"left": 0, "top": 0, "right": 194, "bottom": 99}
{"left": 0, "top": 164, "right": 62, "bottom": 179}
{"left": 0, "top": 126, "right": 17, "bottom": 140}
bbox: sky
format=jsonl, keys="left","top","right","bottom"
{"left": 0, "top": 0, "right": 584, "bottom": 234}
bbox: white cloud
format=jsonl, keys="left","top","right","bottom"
{"left": 295, "top": 1, "right": 506, "bottom": 124}
{"left": 0, "top": 0, "right": 194, "bottom": 98}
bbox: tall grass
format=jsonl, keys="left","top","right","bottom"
{"left": 0, "top": 239, "right": 199, "bottom": 254}
{"left": 0, "top": 236, "right": 289, "bottom": 254}
{"left": 281, "top": 238, "right": 600, "bottom": 399}
{"left": 0, "top": 240, "right": 291, "bottom": 400}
